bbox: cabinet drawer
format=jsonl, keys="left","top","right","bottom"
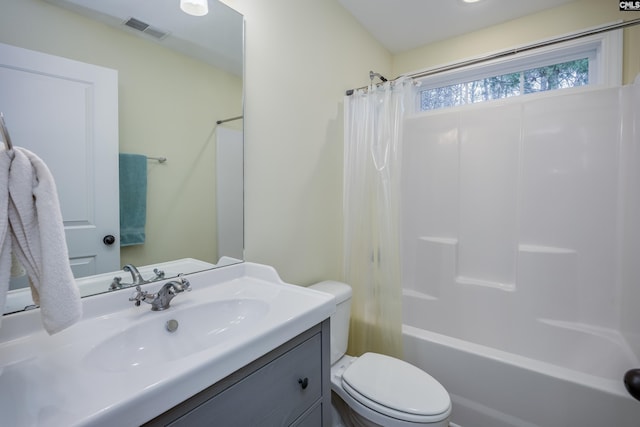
{"left": 170, "top": 333, "right": 322, "bottom": 427}
{"left": 291, "top": 402, "right": 323, "bottom": 427}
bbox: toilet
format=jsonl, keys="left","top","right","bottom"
{"left": 310, "top": 281, "right": 451, "bottom": 427}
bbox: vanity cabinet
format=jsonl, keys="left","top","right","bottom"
{"left": 145, "top": 320, "right": 331, "bottom": 427}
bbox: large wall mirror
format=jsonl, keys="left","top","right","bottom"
{"left": 0, "top": 0, "right": 244, "bottom": 315}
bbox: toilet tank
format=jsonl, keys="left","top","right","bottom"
{"left": 309, "top": 281, "right": 352, "bottom": 365}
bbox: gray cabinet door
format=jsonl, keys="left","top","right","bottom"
{"left": 169, "top": 333, "right": 322, "bottom": 427}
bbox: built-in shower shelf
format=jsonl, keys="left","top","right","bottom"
{"left": 420, "top": 236, "right": 458, "bottom": 245}
{"left": 455, "top": 276, "right": 515, "bottom": 292}
{"left": 413, "top": 238, "right": 576, "bottom": 296}
{"left": 518, "top": 244, "right": 575, "bottom": 254}
{"left": 403, "top": 288, "right": 438, "bottom": 301}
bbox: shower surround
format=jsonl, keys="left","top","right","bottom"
{"left": 400, "top": 81, "right": 640, "bottom": 426}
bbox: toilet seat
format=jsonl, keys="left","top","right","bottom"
{"left": 341, "top": 352, "right": 451, "bottom": 423}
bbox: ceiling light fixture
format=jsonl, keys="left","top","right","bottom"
{"left": 180, "top": 0, "right": 209, "bottom": 16}
{"left": 462, "top": 0, "right": 482, "bottom": 3}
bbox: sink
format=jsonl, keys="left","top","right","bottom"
{"left": 84, "top": 298, "right": 270, "bottom": 372}
{"left": 0, "top": 262, "right": 335, "bottom": 427}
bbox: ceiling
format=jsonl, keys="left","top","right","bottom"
{"left": 338, "top": 0, "right": 576, "bottom": 53}
{"left": 43, "top": 0, "right": 577, "bottom": 74}
{"left": 43, "top": 0, "right": 244, "bottom": 76}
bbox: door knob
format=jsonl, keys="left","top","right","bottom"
{"left": 298, "top": 377, "right": 309, "bottom": 390}
{"left": 103, "top": 235, "right": 116, "bottom": 245}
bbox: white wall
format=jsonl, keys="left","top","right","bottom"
{"left": 403, "top": 86, "right": 628, "bottom": 335}
{"left": 390, "top": 0, "right": 640, "bottom": 354}
{"left": 226, "top": 0, "right": 391, "bottom": 285}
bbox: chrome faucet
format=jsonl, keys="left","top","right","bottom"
{"left": 129, "top": 275, "right": 191, "bottom": 311}
{"left": 109, "top": 265, "right": 166, "bottom": 290}
{"left": 123, "top": 264, "right": 145, "bottom": 285}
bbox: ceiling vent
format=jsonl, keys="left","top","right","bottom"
{"left": 123, "top": 17, "right": 170, "bottom": 40}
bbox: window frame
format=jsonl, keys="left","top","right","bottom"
{"left": 413, "top": 27, "right": 622, "bottom": 112}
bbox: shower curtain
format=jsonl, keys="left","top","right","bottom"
{"left": 343, "top": 79, "right": 410, "bottom": 358}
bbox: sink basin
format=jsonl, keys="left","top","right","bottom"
{"left": 84, "top": 298, "right": 269, "bottom": 372}
{"left": 0, "top": 262, "right": 335, "bottom": 427}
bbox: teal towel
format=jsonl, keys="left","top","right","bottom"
{"left": 119, "top": 153, "right": 147, "bottom": 246}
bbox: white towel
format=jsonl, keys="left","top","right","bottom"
{"left": 0, "top": 149, "right": 12, "bottom": 324}
{"left": 10, "top": 252, "right": 25, "bottom": 278}
{"left": 8, "top": 147, "right": 81, "bottom": 335}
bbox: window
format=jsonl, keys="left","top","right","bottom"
{"left": 415, "top": 30, "right": 621, "bottom": 112}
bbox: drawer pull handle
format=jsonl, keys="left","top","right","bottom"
{"left": 298, "top": 377, "right": 309, "bottom": 390}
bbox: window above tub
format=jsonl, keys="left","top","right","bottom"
{"left": 414, "top": 29, "right": 622, "bottom": 113}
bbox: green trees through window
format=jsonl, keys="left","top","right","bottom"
{"left": 420, "top": 58, "right": 589, "bottom": 111}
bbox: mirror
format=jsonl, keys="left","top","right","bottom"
{"left": 0, "top": 0, "right": 244, "bottom": 314}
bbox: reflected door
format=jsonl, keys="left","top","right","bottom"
{"left": 0, "top": 42, "right": 119, "bottom": 278}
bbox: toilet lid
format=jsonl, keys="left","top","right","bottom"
{"left": 341, "top": 353, "right": 450, "bottom": 419}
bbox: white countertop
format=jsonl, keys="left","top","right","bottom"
{"left": 0, "top": 262, "right": 335, "bottom": 426}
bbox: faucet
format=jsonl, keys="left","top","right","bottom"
{"left": 109, "top": 265, "right": 166, "bottom": 290}
{"left": 129, "top": 275, "right": 191, "bottom": 311}
{"left": 123, "top": 264, "right": 145, "bottom": 285}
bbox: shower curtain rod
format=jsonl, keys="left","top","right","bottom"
{"left": 216, "top": 115, "right": 243, "bottom": 125}
{"left": 345, "top": 17, "right": 640, "bottom": 96}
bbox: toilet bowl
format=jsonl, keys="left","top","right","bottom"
{"left": 310, "top": 281, "right": 451, "bottom": 427}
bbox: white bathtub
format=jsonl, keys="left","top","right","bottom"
{"left": 403, "top": 319, "right": 640, "bottom": 426}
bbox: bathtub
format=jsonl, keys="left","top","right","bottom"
{"left": 402, "top": 291, "right": 640, "bottom": 426}
{"left": 398, "top": 72, "right": 640, "bottom": 426}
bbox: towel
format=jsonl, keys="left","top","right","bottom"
{"left": 10, "top": 252, "right": 25, "bottom": 278}
{"left": 8, "top": 147, "right": 82, "bottom": 335}
{"left": 0, "top": 149, "right": 12, "bottom": 323}
{"left": 119, "top": 153, "right": 147, "bottom": 246}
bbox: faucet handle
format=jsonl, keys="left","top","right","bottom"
{"left": 177, "top": 274, "right": 191, "bottom": 292}
{"left": 109, "top": 276, "right": 123, "bottom": 290}
{"left": 129, "top": 285, "right": 147, "bottom": 306}
{"left": 152, "top": 268, "right": 166, "bottom": 280}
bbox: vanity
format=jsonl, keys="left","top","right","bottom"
{"left": 146, "top": 321, "right": 327, "bottom": 426}
{"left": 0, "top": 263, "right": 335, "bottom": 426}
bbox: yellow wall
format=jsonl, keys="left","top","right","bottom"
{"left": 393, "top": 0, "right": 640, "bottom": 84}
{"left": 226, "top": 0, "right": 391, "bottom": 285}
{"left": 229, "top": 0, "right": 640, "bottom": 286}
{"left": 4, "top": 0, "right": 637, "bottom": 289}
{"left": 201, "top": 0, "right": 640, "bottom": 354}
{"left": 0, "top": 0, "right": 242, "bottom": 269}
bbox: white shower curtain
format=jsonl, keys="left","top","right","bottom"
{"left": 343, "top": 79, "right": 410, "bottom": 358}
